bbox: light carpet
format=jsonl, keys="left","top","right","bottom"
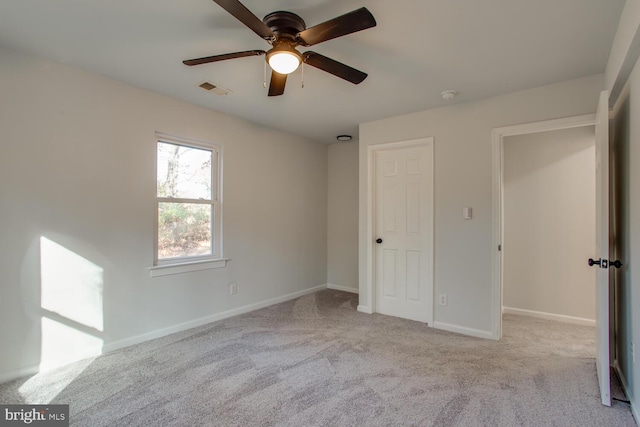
{"left": 0, "top": 290, "right": 636, "bottom": 426}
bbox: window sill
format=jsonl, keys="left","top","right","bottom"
{"left": 149, "top": 258, "right": 228, "bottom": 278}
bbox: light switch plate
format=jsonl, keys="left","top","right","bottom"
{"left": 463, "top": 207, "right": 472, "bottom": 220}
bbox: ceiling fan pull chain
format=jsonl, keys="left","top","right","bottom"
{"left": 263, "top": 61, "right": 267, "bottom": 88}
{"left": 301, "top": 61, "right": 304, "bottom": 88}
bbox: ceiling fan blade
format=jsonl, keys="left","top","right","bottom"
{"left": 268, "top": 71, "right": 287, "bottom": 96}
{"left": 183, "top": 50, "right": 265, "bottom": 66}
{"left": 302, "top": 51, "right": 368, "bottom": 84}
{"left": 296, "top": 7, "right": 376, "bottom": 46}
{"left": 212, "top": 0, "right": 275, "bottom": 40}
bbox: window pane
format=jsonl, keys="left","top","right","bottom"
{"left": 157, "top": 142, "right": 212, "bottom": 199}
{"left": 158, "top": 203, "right": 212, "bottom": 259}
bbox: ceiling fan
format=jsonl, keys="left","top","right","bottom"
{"left": 183, "top": 0, "right": 377, "bottom": 96}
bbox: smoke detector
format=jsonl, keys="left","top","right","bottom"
{"left": 441, "top": 90, "right": 457, "bottom": 101}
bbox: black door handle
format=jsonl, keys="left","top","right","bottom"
{"left": 376, "top": 238, "right": 383, "bottom": 244}
{"left": 589, "top": 258, "right": 622, "bottom": 269}
{"left": 610, "top": 260, "right": 623, "bottom": 269}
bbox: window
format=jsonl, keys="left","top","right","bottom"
{"left": 153, "top": 133, "right": 223, "bottom": 271}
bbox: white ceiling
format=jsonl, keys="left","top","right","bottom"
{"left": 0, "top": 0, "right": 625, "bottom": 143}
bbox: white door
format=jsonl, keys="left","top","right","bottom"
{"left": 374, "top": 141, "right": 434, "bottom": 323}
{"left": 594, "top": 90, "right": 611, "bottom": 406}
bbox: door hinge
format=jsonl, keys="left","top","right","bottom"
{"left": 498, "top": 244, "right": 501, "bottom": 251}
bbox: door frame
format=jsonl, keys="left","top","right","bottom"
{"left": 359, "top": 137, "right": 435, "bottom": 325}
{"left": 490, "top": 114, "right": 595, "bottom": 339}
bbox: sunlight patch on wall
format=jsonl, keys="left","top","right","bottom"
{"left": 39, "top": 317, "right": 103, "bottom": 372}
{"left": 39, "top": 237, "right": 104, "bottom": 372}
{"left": 40, "top": 237, "right": 104, "bottom": 331}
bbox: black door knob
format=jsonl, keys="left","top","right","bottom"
{"left": 588, "top": 258, "right": 601, "bottom": 267}
{"left": 376, "top": 238, "right": 383, "bottom": 244}
{"left": 610, "top": 260, "right": 623, "bottom": 269}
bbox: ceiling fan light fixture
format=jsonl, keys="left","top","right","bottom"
{"left": 267, "top": 46, "right": 302, "bottom": 74}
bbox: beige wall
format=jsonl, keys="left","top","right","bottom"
{"left": 359, "top": 74, "right": 602, "bottom": 338}
{"left": 0, "top": 46, "right": 328, "bottom": 380}
{"left": 327, "top": 142, "right": 359, "bottom": 291}
{"left": 503, "top": 127, "right": 596, "bottom": 321}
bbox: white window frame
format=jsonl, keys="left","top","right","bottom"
{"left": 150, "top": 132, "right": 225, "bottom": 277}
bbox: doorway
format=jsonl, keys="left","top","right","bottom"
{"left": 502, "top": 126, "right": 596, "bottom": 325}
{"left": 491, "top": 114, "right": 596, "bottom": 339}
{"left": 491, "top": 111, "right": 613, "bottom": 406}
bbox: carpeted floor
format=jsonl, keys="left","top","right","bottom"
{"left": 0, "top": 289, "right": 636, "bottom": 426}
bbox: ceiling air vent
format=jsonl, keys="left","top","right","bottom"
{"left": 198, "top": 81, "right": 231, "bottom": 96}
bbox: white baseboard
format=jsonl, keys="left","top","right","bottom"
{"left": 614, "top": 360, "right": 639, "bottom": 422}
{"left": 327, "top": 283, "right": 359, "bottom": 294}
{"left": 357, "top": 305, "right": 373, "bottom": 314}
{"left": 433, "top": 321, "right": 496, "bottom": 340}
{"left": 0, "top": 285, "right": 329, "bottom": 384}
{"left": 502, "top": 306, "right": 595, "bottom": 327}
{"left": 355, "top": 307, "right": 497, "bottom": 343}
{"left": 103, "top": 284, "right": 327, "bottom": 353}
{"left": 0, "top": 365, "right": 40, "bottom": 385}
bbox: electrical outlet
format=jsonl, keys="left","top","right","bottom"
{"left": 439, "top": 294, "right": 447, "bottom": 306}
{"left": 229, "top": 282, "right": 237, "bottom": 295}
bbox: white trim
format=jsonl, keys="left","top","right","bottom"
{"left": 364, "top": 137, "right": 435, "bottom": 325}
{"left": 357, "top": 305, "right": 373, "bottom": 314}
{"left": 153, "top": 131, "right": 224, "bottom": 266}
{"left": 149, "top": 258, "right": 229, "bottom": 277}
{"left": 502, "top": 307, "right": 595, "bottom": 327}
{"left": 491, "top": 114, "right": 596, "bottom": 342}
{"left": 614, "top": 361, "right": 639, "bottom": 422}
{"left": 432, "top": 321, "right": 495, "bottom": 340}
{"left": 103, "top": 284, "right": 327, "bottom": 353}
{"left": 492, "top": 114, "right": 596, "bottom": 138}
{"left": 156, "top": 197, "right": 212, "bottom": 205}
{"left": 155, "top": 131, "right": 220, "bottom": 151}
{"left": 491, "top": 128, "right": 503, "bottom": 341}
{"left": 612, "top": 80, "right": 631, "bottom": 118}
{"left": 327, "top": 283, "right": 359, "bottom": 294}
{"left": 0, "top": 365, "right": 39, "bottom": 385}
{"left": 614, "top": 360, "right": 628, "bottom": 391}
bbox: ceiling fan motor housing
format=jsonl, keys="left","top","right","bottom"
{"left": 263, "top": 11, "right": 306, "bottom": 42}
